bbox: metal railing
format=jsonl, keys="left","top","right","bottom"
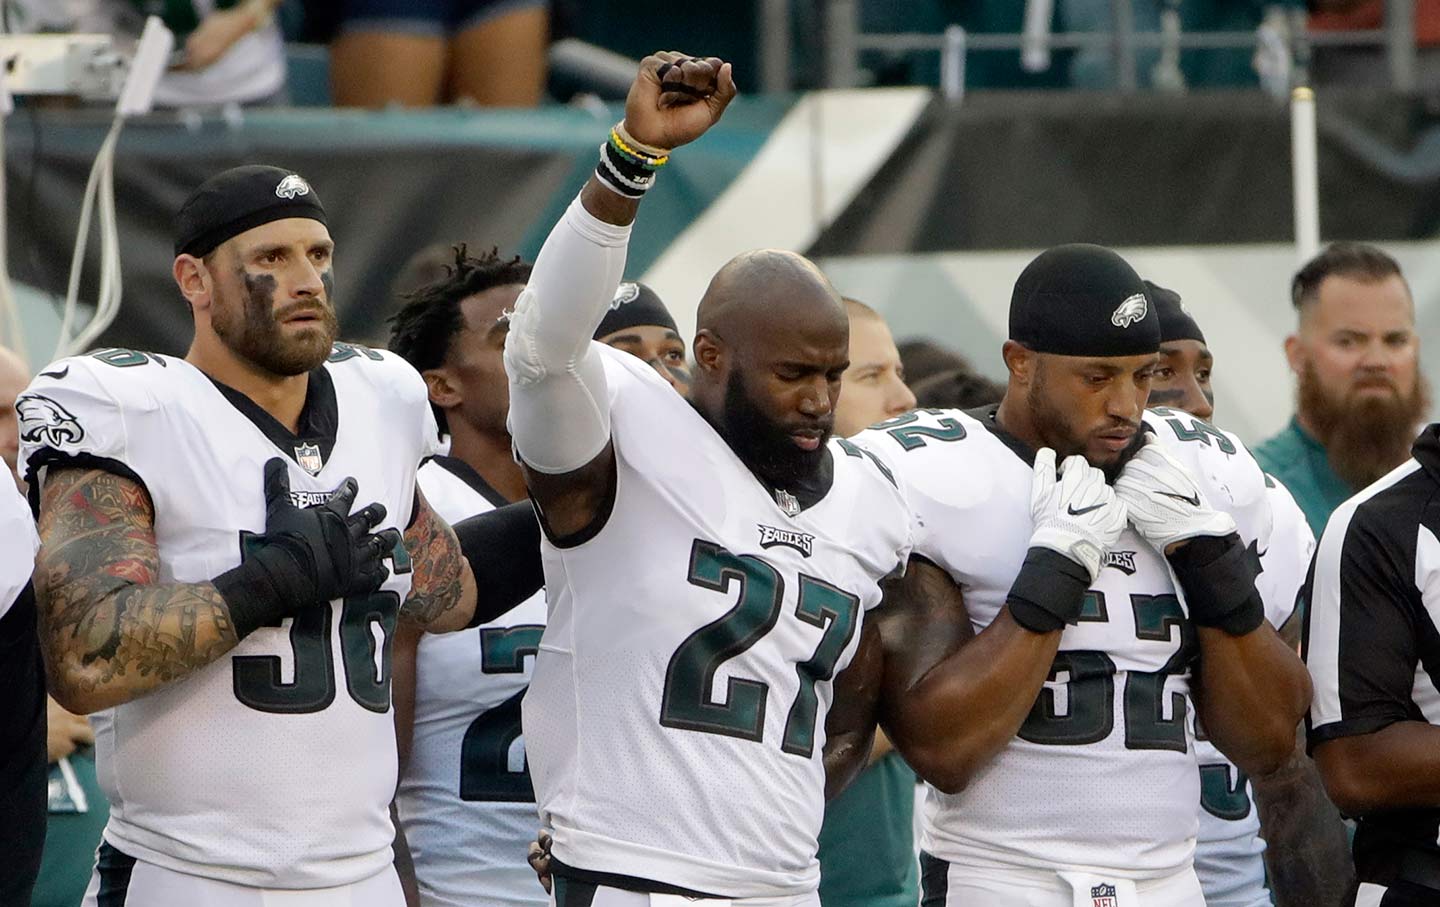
{"left": 750, "top": 0, "right": 1421, "bottom": 95}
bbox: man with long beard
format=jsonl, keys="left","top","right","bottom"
{"left": 1255, "top": 242, "right": 1430, "bottom": 533}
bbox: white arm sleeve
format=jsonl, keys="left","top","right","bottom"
{"left": 503, "top": 192, "right": 632, "bottom": 474}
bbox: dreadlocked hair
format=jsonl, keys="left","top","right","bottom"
{"left": 388, "top": 244, "right": 533, "bottom": 434}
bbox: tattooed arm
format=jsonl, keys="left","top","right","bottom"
{"left": 35, "top": 467, "right": 239, "bottom": 715}
{"left": 398, "top": 488, "right": 477, "bottom": 634}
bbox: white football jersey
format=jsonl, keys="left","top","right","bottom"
{"left": 395, "top": 456, "right": 547, "bottom": 907}
{"left": 523, "top": 344, "right": 913, "bottom": 899}
{"left": 18, "top": 343, "right": 439, "bottom": 889}
{"left": 1191, "top": 476, "right": 1312, "bottom": 907}
{"left": 851, "top": 406, "right": 1272, "bottom": 879}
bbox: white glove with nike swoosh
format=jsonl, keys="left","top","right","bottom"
{"left": 1029, "top": 448, "right": 1129, "bottom": 582}
{"left": 1113, "top": 435, "right": 1236, "bottom": 551}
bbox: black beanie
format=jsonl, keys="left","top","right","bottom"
{"left": 174, "top": 165, "right": 328, "bottom": 258}
{"left": 1145, "top": 280, "right": 1207, "bottom": 345}
{"left": 594, "top": 282, "right": 679, "bottom": 339}
{"left": 1009, "top": 244, "right": 1159, "bottom": 357}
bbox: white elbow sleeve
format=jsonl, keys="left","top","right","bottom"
{"left": 504, "top": 193, "right": 631, "bottom": 474}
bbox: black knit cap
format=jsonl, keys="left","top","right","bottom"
{"left": 174, "top": 165, "right": 328, "bottom": 258}
{"left": 1145, "top": 280, "right": 1207, "bottom": 346}
{"left": 1009, "top": 243, "right": 1159, "bottom": 357}
{"left": 594, "top": 281, "right": 679, "bottom": 339}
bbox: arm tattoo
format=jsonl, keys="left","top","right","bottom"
{"left": 399, "top": 491, "right": 467, "bottom": 630}
{"left": 36, "top": 467, "right": 239, "bottom": 710}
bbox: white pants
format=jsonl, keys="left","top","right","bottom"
{"left": 921, "top": 856, "right": 1205, "bottom": 907}
{"left": 550, "top": 883, "right": 819, "bottom": 907}
{"left": 81, "top": 843, "right": 406, "bottom": 907}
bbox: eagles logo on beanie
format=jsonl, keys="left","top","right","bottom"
{"left": 1009, "top": 244, "right": 1160, "bottom": 357}
{"left": 174, "top": 165, "right": 328, "bottom": 259}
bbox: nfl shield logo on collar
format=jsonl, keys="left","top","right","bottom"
{"left": 775, "top": 488, "right": 801, "bottom": 518}
{"left": 1090, "top": 883, "right": 1118, "bottom": 907}
{"left": 295, "top": 443, "right": 323, "bottom": 476}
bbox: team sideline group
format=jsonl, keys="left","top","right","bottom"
{"left": 3, "top": 50, "right": 1436, "bottom": 907}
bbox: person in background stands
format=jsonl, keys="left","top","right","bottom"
{"left": 1254, "top": 243, "right": 1429, "bottom": 534}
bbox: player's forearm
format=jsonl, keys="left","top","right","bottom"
{"left": 504, "top": 189, "right": 630, "bottom": 477}
{"left": 580, "top": 175, "right": 640, "bottom": 227}
{"left": 1252, "top": 736, "right": 1353, "bottom": 907}
{"left": 1314, "top": 722, "right": 1440, "bottom": 813}
{"left": 889, "top": 607, "right": 1061, "bottom": 794}
{"left": 37, "top": 573, "right": 239, "bottom": 714}
{"left": 1195, "top": 624, "right": 1312, "bottom": 776}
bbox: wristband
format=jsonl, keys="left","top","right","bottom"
{"left": 213, "top": 539, "right": 315, "bottom": 639}
{"left": 1006, "top": 546, "right": 1092, "bottom": 634}
{"left": 1168, "top": 533, "right": 1265, "bottom": 635}
{"left": 595, "top": 122, "right": 670, "bottom": 199}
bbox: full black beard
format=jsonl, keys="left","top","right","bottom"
{"left": 212, "top": 270, "right": 338, "bottom": 377}
{"left": 1300, "top": 361, "right": 1430, "bottom": 490}
{"left": 712, "top": 369, "right": 830, "bottom": 490}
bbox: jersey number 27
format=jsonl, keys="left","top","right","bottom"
{"left": 659, "top": 540, "right": 860, "bottom": 759}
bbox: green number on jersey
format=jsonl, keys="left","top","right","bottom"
{"left": 782, "top": 576, "right": 861, "bottom": 757}
{"left": 872, "top": 410, "right": 968, "bottom": 451}
{"left": 90, "top": 348, "right": 163, "bottom": 368}
{"left": 1199, "top": 763, "right": 1252, "bottom": 821}
{"left": 327, "top": 342, "right": 385, "bottom": 364}
{"left": 232, "top": 532, "right": 401, "bottom": 714}
{"left": 659, "top": 540, "right": 860, "bottom": 755}
{"left": 1124, "top": 594, "right": 1197, "bottom": 752}
{"left": 1163, "top": 415, "right": 1237, "bottom": 455}
{"left": 1019, "top": 592, "right": 1198, "bottom": 753}
{"left": 460, "top": 625, "right": 544, "bottom": 802}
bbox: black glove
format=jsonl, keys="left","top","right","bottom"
{"left": 215, "top": 457, "right": 392, "bottom": 638}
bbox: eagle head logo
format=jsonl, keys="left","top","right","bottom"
{"left": 1110, "top": 293, "right": 1149, "bottom": 329}
{"left": 609, "top": 282, "right": 641, "bottom": 310}
{"left": 274, "top": 174, "right": 311, "bottom": 200}
{"left": 18, "top": 395, "right": 85, "bottom": 447}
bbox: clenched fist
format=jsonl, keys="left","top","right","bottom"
{"left": 623, "top": 52, "right": 738, "bottom": 151}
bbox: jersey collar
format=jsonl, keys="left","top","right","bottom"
{"left": 205, "top": 365, "right": 339, "bottom": 476}
{"left": 429, "top": 454, "right": 511, "bottom": 508}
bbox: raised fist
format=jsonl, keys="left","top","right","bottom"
{"left": 623, "top": 51, "right": 738, "bottom": 151}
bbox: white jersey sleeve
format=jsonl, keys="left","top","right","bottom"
{"left": 18, "top": 351, "right": 154, "bottom": 493}
{"left": 1258, "top": 477, "right": 1313, "bottom": 632}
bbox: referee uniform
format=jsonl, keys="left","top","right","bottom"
{"left": 1305, "top": 423, "right": 1440, "bottom": 906}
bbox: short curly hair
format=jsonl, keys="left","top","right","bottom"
{"left": 387, "top": 244, "right": 531, "bottom": 433}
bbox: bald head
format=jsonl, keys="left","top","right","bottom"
{"left": 697, "top": 249, "right": 846, "bottom": 339}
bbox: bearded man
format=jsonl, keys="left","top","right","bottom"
{"left": 1255, "top": 242, "right": 1430, "bottom": 533}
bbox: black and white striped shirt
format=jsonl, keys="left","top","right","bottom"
{"left": 1304, "top": 423, "right": 1440, "bottom": 877}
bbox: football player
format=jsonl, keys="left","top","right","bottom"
{"left": 845, "top": 247, "right": 1312, "bottom": 907}
{"left": 21, "top": 167, "right": 537, "bottom": 906}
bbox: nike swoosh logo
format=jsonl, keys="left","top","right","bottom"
{"left": 1067, "top": 503, "right": 1106, "bottom": 516}
{"left": 39, "top": 366, "right": 68, "bottom": 379}
{"left": 1159, "top": 491, "right": 1201, "bottom": 507}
